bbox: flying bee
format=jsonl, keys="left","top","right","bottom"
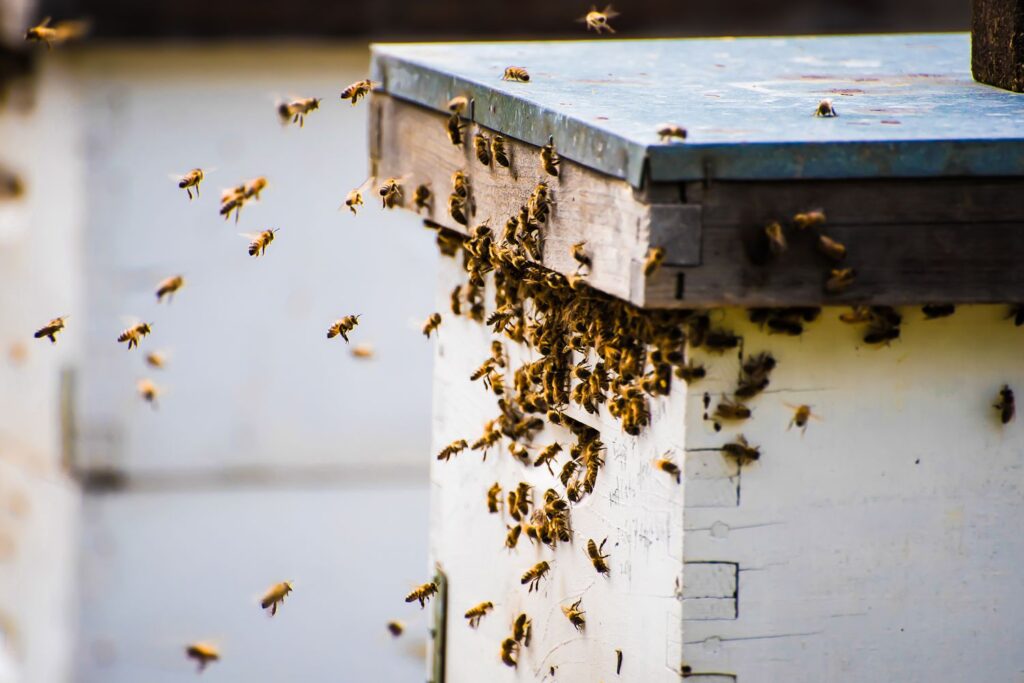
{"left": 922, "top": 303, "right": 955, "bottom": 319}
{"left": 244, "top": 177, "right": 268, "bottom": 200}
{"left": 643, "top": 246, "right": 666, "bottom": 277}
{"left": 721, "top": 435, "right": 760, "bottom": 464}
{"left": 405, "top": 582, "right": 438, "bottom": 608}
{"left": 487, "top": 483, "right": 502, "bottom": 513}
{"left": 243, "top": 229, "right": 278, "bottom": 257}
{"left": 379, "top": 177, "right": 403, "bottom": 208}
{"left": 464, "top": 601, "right": 494, "bottom": 628}
{"left": 446, "top": 112, "right": 467, "bottom": 146}
{"left": 675, "top": 361, "right": 706, "bottom": 382}
{"left": 339, "top": 79, "right": 376, "bottom": 105}
{"left": 540, "top": 136, "right": 560, "bottom": 176}
{"left": 571, "top": 242, "right": 591, "bottom": 272}
{"left": 714, "top": 397, "right": 751, "bottom": 421}
{"left": 437, "top": 438, "right": 469, "bottom": 462}
{"left": 786, "top": 403, "right": 819, "bottom": 433}
{"left": 413, "top": 184, "right": 432, "bottom": 213}
{"left": 657, "top": 124, "right": 687, "bottom": 143}
{"left": 793, "top": 209, "right": 827, "bottom": 230}
{"left": 24, "top": 17, "right": 89, "bottom": 48}
{"left": 503, "top": 66, "right": 530, "bottom": 83}
{"left": 34, "top": 316, "right": 68, "bottom": 344}
{"left": 155, "top": 275, "right": 184, "bottom": 303}
{"left": 825, "top": 267, "right": 856, "bottom": 294}
{"left": 447, "top": 95, "right": 469, "bottom": 113}
{"left": 145, "top": 351, "right": 166, "bottom": 369}
{"left": 422, "top": 312, "right": 442, "bottom": 338}
{"left": 561, "top": 598, "right": 586, "bottom": 631}
{"left": 521, "top": 560, "right": 551, "bottom": 592}
{"left": 185, "top": 643, "right": 220, "bottom": 672}
{"left": 817, "top": 234, "right": 847, "bottom": 261}
{"left": 534, "top": 443, "right": 562, "bottom": 475}
{"left": 500, "top": 637, "right": 519, "bottom": 668}
{"left": 137, "top": 379, "right": 159, "bottom": 408}
{"left": 474, "top": 132, "right": 492, "bottom": 166}
{"left": 653, "top": 456, "right": 681, "bottom": 484}
{"left": 327, "top": 314, "right": 360, "bottom": 342}
{"left": 512, "top": 613, "right": 532, "bottom": 646}
{"left": 579, "top": 5, "right": 619, "bottom": 33}
{"left": 260, "top": 581, "right": 293, "bottom": 616}
{"left": 587, "top": 537, "right": 610, "bottom": 575}
{"left": 764, "top": 221, "right": 787, "bottom": 255}
{"left": 491, "top": 135, "right": 511, "bottom": 167}
{"left": 815, "top": 99, "right": 838, "bottom": 117}
{"left": 386, "top": 620, "right": 405, "bottom": 637}
{"left": 117, "top": 322, "right": 152, "bottom": 350}
{"left": 343, "top": 187, "right": 365, "bottom": 215}
{"left": 350, "top": 343, "right": 375, "bottom": 359}
{"left": 995, "top": 385, "right": 1015, "bottom": 425}
{"left": 176, "top": 168, "right": 204, "bottom": 199}
{"left": 278, "top": 97, "right": 321, "bottom": 127}
{"left": 505, "top": 524, "right": 522, "bottom": 549}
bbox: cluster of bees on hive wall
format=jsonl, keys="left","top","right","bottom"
{"left": 22, "top": 6, "right": 1021, "bottom": 677}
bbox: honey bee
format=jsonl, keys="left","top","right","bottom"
{"left": 117, "top": 322, "right": 152, "bottom": 350}
{"left": 448, "top": 194, "right": 469, "bottom": 225}
{"left": 714, "top": 397, "right": 751, "bottom": 421}
{"left": 644, "top": 246, "right": 665, "bottom": 276}
{"left": 451, "top": 170, "right": 470, "bottom": 198}
{"left": 503, "top": 66, "right": 530, "bottom": 83}
{"left": 422, "top": 312, "right": 442, "bottom": 338}
{"left": 379, "top": 177, "right": 403, "bottom": 209}
{"left": 764, "top": 221, "right": 787, "bottom": 255}
{"left": 587, "top": 537, "right": 611, "bottom": 575}
{"left": 137, "top": 379, "right": 159, "bottom": 408}
{"left": 487, "top": 483, "right": 502, "bottom": 513}
{"left": 817, "top": 234, "right": 847, "bottom": 261}
{"left": 512, "top": 613, "right": 532, "bottom": 646}
{"left": 220, "top": 177, "right": 267, "bottom": 222}
{"left": 474, "top": 133, "right": 492, "bottom": 166}
{"left": 579, "top": 5, "right": 619, "bottom": 33}
{"left": 995, "top": 385, "right": 1015, "bottom": 424}
{"left": 339, "top": 79, "right": 376, "bottom": 105}
{"left": 185, "top": 643, "right": 220, "bottom": 672}
{"left": 437, "top": 438, "right": 469, "bottom": 462}
{"left": 344, "top": 187, "right": 365, "bottom": 215}
{"left": 786, "top": 403, "right": 818, "bottom": 433}
{"left": 34, "top": 316, "right": 68, "bottom": 344}
{"left": 825, "top": 267, "right": 856, "bottom": 294}
{"left": 653, "top": 456, "right": 681, "bottom": 483}
{"left": 540, "top": 136, "right": 559, "bottom": 176}
{"left": 386, "top": 620, "right": 405, "bottom": 637}
{"left": 863, "top": 319, "right": 900, "bottom": 345}
{"left": 327, "top": 315, "right": 360, "bottom": 342}
{"left": 446, "top": 112, "right": 466, "bottom": 146}
{"left": 500, "top": 637, "right": 519, "bottom": 668}
{"left": 405, "top": 581, "right": 438, "bottom": 608}
{"left": 24, "top": 17, "right": 89, "bottom": 48}
{"left": 145, "top": 351, "right": 166, "bottom": 369}
{"left": 464, "top": 601, "right": 494, "bottom": 628}
{"left": 815, "top": 99, "right": 838, "bottom": 117}
{"left": 155, "top": 275, "right": 184, "bottom": 303}
{"left": 793, "top": 209, "right": 827, "bottom": 230}
{"left": 260, "top": 581, "right": 293, "bottom": 616}
{"left": 534, "top": 443, "right": 562, "bottom": 475}
{"left": 721, "top": 435, "right": 760, "bottom": 464}
{"left": 243, "top": 229, "right": 278, "bottom": 257}
{"left": 675, "top": 361, "right": 706, "bottom": 382}
{"left": 839, "top": 305, "right": 873, "bottom": 324}
{"left": 505, "top": 524, "right": 522, "bottom": 549}
{"left": 491, "top": 135, "right": 511, "bottom": 167}
{"left": 572, "top": 242, "right": 591, "bottom": 271}
{"left": 177, "top": 168, "right": 204, "bottom": 199}
{"left": 561, "top": 598, "right": 586, "bottom": 631}
{"left": 351, "top": 343, "right": 375, "bottom": 359}
{"left": 447, "top": 95, "right": 469, "bottom": 113}
{"left": 922, "top": 303, "right": 955, "bottom": 319}
{"left": 278, "top": 97, "right": 321, "bottom": 127}
{"left": 657, "top": 124, "right": 687, "bottom": 142}
{"left": 413, "top": 184, "right": 432, "bottom": 213}
{"left": 521, "top": 560, "right": 551, "bottom": 592}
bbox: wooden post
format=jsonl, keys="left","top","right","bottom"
{"left": 972, "top": 0, "right": 1024, "bottom": 92}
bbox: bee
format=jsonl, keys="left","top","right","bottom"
{"left": 616, "top": 649, "right": 623, "bottom": 675}
{"left": 446, "top": 112, "right": 467, "bottom": 146}
{"left": 839, "top": 305, "right": 873, "bottom": 324}
{"left": 405, "top": 581, "right": 438, "bottom": 608}
{"left": 487, "top": 483, "right": 502, "bottom": 513}
{"left": 244, "top": 229, "right": 278, "bottom": 257}
{"left": 540, "top": 136, "right": 559, "bottom": 176}
{"left": 260, "top": 581, "right": 293, "bottom": 616}
{"left": 448, "top": 194, "right": 469, "bottom": 225}
{"left": 764, "top": 221, "right": 787, "bottom": 255}
{"left": 185, "top": 643, "right": 219, "bottom": 672}
{"left": 344, "top": 187, "right": 365, "bottom": 215}
{"left": 817, "top": 234, "right": 847, "bottom": 261}
{"left": 587, "top": 537, "right": 610, "bottom": 575}
{"left": 653, "top": 456, "right": 680, "bottom": 484}
{"left": 1007, "top": 304, "right": 1024, "bottom": 327}
{"left": 413, "top": 184, "right": 432, "bottom": 213}
{"left": 571, "top": 242, "right": 591, "bottom": 271}
{"left": 714, "top": 397, "right": 751, "bottom": 421}
{"left": 500, "top": 637, "right": 519, "bottom": 668}
{"left": 451, "top": 170, "right": 470, "bottom": 198}
{"left": 767, "top": 316, "right": 803, "bottom": 336}
{"left": 644, "top": 247, "right": 665, "bottom": 276}
{"left": 177, "top": 168, "right": 204, "bottom": 199}
{"left": 521, "top": 560, "right": 551, "bottom": 592}
{"left": 534, "top": 443, "right": 562, "bottom": 475}
{"left": 561, "top": 598, "right": 586, "bottom": 631}
{"left": 793, "top": 209, "right": 827, "bottom": 230}
{"left": 145, "top": 351, "right": 166, "bottom": 369}
{"left": 422, "top": 312, "right": 442, "bottom": 338}
{"left": 922, "top": 304, "right": 955, "bottom": 319}
{"left": 704, "top": 330, "right": 739, "bottom": 352}
{"left": 34, "top": 316, "right": 68, "bottom": 344}
{"left": 277, "top": 97, "right": 321, "bottom": 127}
{"left": 505, "top": 524, "right": 522, "bottom": 549}
{"left": 339, "top": 79, "right": 376, "bottom": 105}
{"left": 721, "top": 435, "right": 760, "bottom": 464}
{"left": 503, "top": 66, "right": 530, "bottom": 83}
{"left": 24, "top": 17, "right": 89, "bottom": 48}
{"left": 787, "top": 403, "right": 818, "bottom": 433}
{"left": 863, "top": 321, "right": 900, "bottom": 345}
{"left": 512, "top": 613, "right": 532, "bottom": 646}
{"left": 117, "top": 322, "right": 152, "bottom": 350}
{"left": 815, "top": 99, "right": 838, "bottom": 117}
{"left": 386, "top": 620, "right": 405, "bottom": 637}
{"left": 350, "top": 343, "right": 375, "bottom": 359}
{"left": 327, "top": 315, "right": 360, "bottom": 342}
{"left": 995, "top": 385, "right": 1015, "bottom": 424}
{"left": 464, "top": 601, "right": 494, "bottom": 628}
{"left": 491, "top": 135, "right": 511, "bottom": 167}
{"left": 579, "top": 5, "right": 619, "bottom": 33}
{"left": 657, "top": 124, "right": 687, "bottom": 143}
{"left": 244, "top": 176, "right": 268, "bottom": 200}
{"left": 155, "top": 275, "right": 184, "bottom": 303}
{"left": 474, "top": 133, "right": 492, "bottom": 166}
{"left": 447, "top": 95, "right": 469, "bottom": 113}
{"left": 675, "top": 361, "right": 706, "bottom": 382}
{"left": 825, "top": 267, "right": 856, "bottom": 294}
{"left": 220, "top": 177, "right": 268, "bottom": 222}
{"left": 379, "top": 177, "right": 403, "bottom": 209}
{"left": 137, "top": 379, "right": 159, "bottom": 408}
{"left": 437, "top": 438, "right": 469, "bottom": 462}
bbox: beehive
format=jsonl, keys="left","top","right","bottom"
{"left": 369, "top": 34, "right": 1024, "bottom": 681}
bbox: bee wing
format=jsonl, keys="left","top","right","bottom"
{"left": 239, "top": 232, "right": 261, "bottom": 240}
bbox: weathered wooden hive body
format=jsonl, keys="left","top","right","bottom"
{"left": 369, "top": 34, "right": 1024, "bottom": 682}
